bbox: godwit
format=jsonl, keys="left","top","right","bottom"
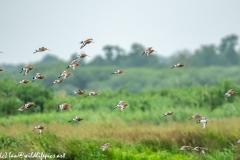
{"left": 16, "top": 79, "right": 31, "bottom": 86}
{"left": 74, "top": 53, "right": 91, "bottom": 60}
{"left": 32, "top": 125, "right": 44, "bottom": 134}
{"left": 68, "top": 116, "right": 84, "bottom": 122}
{"left": 80, "top": 39, "right": 94, "bottom": 49}
{"left": 225, "top": 89, "right": 237, "bottom": 97}
{"left": 189, "top": 113, "right": 202, "bottom": 120}
{"left": 57, "top": 103, "right": 70, "bottom": 111}
{"left": 197, "top": 117, "right": 208, "bottom": 129}
{"left": 33, "top": 47, "right": 50, "bottom": 54}
{"left": 171, "top": 63, "right": 187, "bottom": 69}
{"left": 192, "top": 147, "right": 207, "bottom": 155}
{"left": 66, "top": 60, "right": 81, "bottom": 70}
{"left": 100, "top": 143, "right": 111, "bottom": 151}
{"left": 179, "top": 146, "right": 192, "bottom": 151}
{"left": 70, "top": 89, "right": 85, "bottom": 95}
{"left": 32, "top": 73, "right": 47, "bottom": 82}
{"left": 18, "top": 102, "right": 36, "bottom": 111}
{"left": 162, "top": 111, "right": 174, "bottom": 118}
{"left": 142, "top": 47, "right": 157, "bottom": 57}
{"left": 114, "top": 100, "right": 128, "bottom": 112}
{"left": 111, "top": 70, "right": 124, "bottom": 76}
{"left": 50, "top": 79, "right": 63, "bottom": 86}
{"left": 20, "top": 65, "right": 33, "bottom": 76}
{"left": 87, "top": 91, "right": 99, "bottom": 96}
{"left": 58, "top": 70, "right": 73, "bottom": 79}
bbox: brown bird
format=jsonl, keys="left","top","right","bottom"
{"left": 70, "top": 89, "right": 85, "bottom": 95}
{"left": 50, "top": 79, "right": 63, "bottom": 86}
{"left": 142, "top": 47, "right": 157, "bottom": 57}
{"left": 0, "top": 67, "right": 7, "bottom": 72}
{"left": 18, "top": 102, "right": 36, "bottom": 111}
{"left": 20, "top": 65, "right": 34, "bottom": 76}
{"left": 111, "top": 70, "right": 124, "bottom": 76}
{"left": 179, "top": 146, "right": 192, "bottom": 151}
{"left": 189, "top": 113, "right": 202, "bottom": 120}
{"left": 68, "top": 116, "right": 84, "bottom": 122}
{"left": 192, "top": 147, "right": 207, "bottom": 155}
{"left": 74, "top": 53, "right": 91, "bottom": 60}
{"left": 80, "top": 39, "right": 94, "bottom": 49}
{"left": 57, "top": 103, "right": 70, "bottom": 111}
{"left": 162, "top": 111, "right": 174, "bottom": 118}
{"left": 100, "top": 143, "right": 111, "bottom": 151}
{"left": 58, "top": 70, "right": 73, "bottom": 79}
{"left": 33, "top": 47, "right": 50, "bottom": 54}
{"left": 16, "top": 79, "right": 31, "bottom": 86}
{"left": 114, "top": 100, "right": 129, "bottom": 112}
{"left": 171, "top": 63, "right": 187, "bottom": 69}
{"left": 66, "top": 60, "right": 81, "bottom": 70}
{"left": 32, "top": 73, "right": 47, "bottom": 82}
{"left": 32, "top": 125, "right": 44, "bottom": 134}
{"left": 225, "top": 89, "right": 237, "bottom": 97}
{"left": 87, "top": 91, "right": 99, "bottom": 96}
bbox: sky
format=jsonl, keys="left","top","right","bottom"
{"left": 0, "top": 0, "right": 240, "bottom": 65}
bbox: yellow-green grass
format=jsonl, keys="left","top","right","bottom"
{"left": 0, "top": 113, "right": 239, "bottom": 159}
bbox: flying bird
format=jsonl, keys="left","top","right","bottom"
{"left": 197, "top": 117, "right": 208, "bottom": 129}
{"left": 70, "top": 89, "right": 85, "bottom": 95}
{"left": 111, "top": 70, "right": 124, "bottom": 76}
{"left": 68, "top": 116, "right": 84, "bottom": 122}
{"left": 142, "top": 47, "right": 157, "bottom": 57}
{"left": 32, "top": 73, "right": 47, "bottom": 82}
{"left": 162, "top": 111, "right": 174, "bottom": 118}
{"left": 192, "top": 147, "right": 207, "bottom": 155}
{"left": 58, "top": 70, "right": 73, "bottom": 79}
{"left": 0, "top": 67, "right": 7, "bottom": 72}
{"left": 100, "top": 143, "right": 111, "bottom": 151}
{"left": 16, "top": 79, "right": 31, "bottom": 86}
{"left": 33, "top": 47, "right": 50, "bottom": 54}
{"left": 189, "top": 113, "right": 202, "bottom": 120}
{"left": 87, "top": 91, "right": 99, "bottom": 96}
{"left": 171, "top": 63, "right": 187, "bottom": 69}
{"left": 49, "top": 79, "right": 63, "bottom": 87}
{"left": 66, "top": 60, "right": 81, "bottom": 70}
{"left": 80, "top": 39, "right": 94, "bottom": 49}
{"left": 73, "top": 53, "right": 91, "bottom": 60}
{"left": 57, "top": 103, "right": 70, "bottom": 111}
{"left": 18, "top": 102, "right": 36, "bottom": 111}
{"left": 179, "top": 146, "right": 192, "bottom": 151}
{"left": 20, "top": 65, "right": 33, "bottom": 76}
{"left": 32, "top": 125, "right": 44, "bottom": 134}
{"left": 225, "top": 89, "right": 237, "bottom": 97}
{"left": 114, "top": 100, "right": 129, "bottom": 112}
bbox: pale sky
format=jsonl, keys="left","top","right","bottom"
{"left": 0, "top": 0, "right": 240, "bottom": 65}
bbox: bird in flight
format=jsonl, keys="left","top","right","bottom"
{"left": 192, "top": 147, "right": 207, "bottom": 155}
{"left": 66, "top": 60, "right": 81, "bottom": 70}
{"left": 20, "top": 65, "right": 34, "bottom": 76}
{"left": 70, "top": 89, "right": 85, "bottom": 95}
{"left": 57, "top": 103, "right": 70, "bottom": 111}
{"left": 33, "top": 47, "right": 50, "bottom": 54}
{"left": 162, "top": 111, "right": 174, "bottom": 118}
{"left": 100, "top": 143, "right": 111, "bottom": 151}
{"left": 189, "top": 113, "right": 202, "bottom": 120}
{"left": 225, "top": 89, "right": 237, "bottom": 97}
{"left": 171, "top": 63, "right": 187, "bottom": 69}
{"left": 32, "top": 125, "right": 44, "bottom": 134}
{"left": 73, "top": 53, "right": 91, "bottom": 60}
{"left": 197, "top": 117, "right": 208, "bottom": 129}
{"left": 16, "top": 79, "right": 31, "bottom": 86}
{"left": 142, "top": 47, "right": 157, "bottom": 57}
{"left": 111, "top": 70, "right": 124, "bottom": 76}
{"left": 68, "top": 116, "right": 84, "bottom": 122}
{"left": 80, "top": 39, "right": 94, "bottom": 49}
{"left": 32, "top": 73, "right": 47, "bottom": 82}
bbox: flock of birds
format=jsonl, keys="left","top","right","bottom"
{"left": 0, "top": 38, "right": 239, "bottom": 155}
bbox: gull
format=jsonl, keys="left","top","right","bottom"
{"left": 80, "top": 39, "right": 94, "bottom": 49}
{"left": 57, "top": 103, "right": 70, "bottom": 111}
{"left": 66, "top": 60, "right": 81, "bottom": 70}
{"left": 198, "top": 117, "right": 208, "bottom": 129}
{"left": 111, "top": 70, "right": 124, "bottom": 76}
{"left": 16, "top": 79, "right": 31, "bottom": 86}
{"left": 162, "top": 111, "right": 174, "bottom": 118}
{"left": 68, "top": 116, "right": 84, "bottom": 122}
{"left": 225, "top": 89, "right": 237, "bottom": 97}
{"left": 100, "top": 143, "right": 111, "bottom": 151}
{"left": 192, "top": 147, "right": 207, "bottom": 155}
{"left": 142, "top": 47, "right": 157, "bottom": 57}
{"left": 73, "top": 53, "right": 91, "bottom": 60}
{"left": 171, "top": 63, "right": 187, "bottom": 69}
{"left": 189, "top": 113, "right": 202, "bottom": 120}
{"left": 32, "top": 125, "right": 44, "bottom": 134}
{"left": 20, "top": 65, "right": 34, "bottom": 76}
{"left": 58, "top": 70, "right": 73, "bottom": 79}
{"left": 33, "top": 47, "right": 50, "bottom": 54}
{"left": 70, "top": 89, "right": 85, "bottom": 95}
